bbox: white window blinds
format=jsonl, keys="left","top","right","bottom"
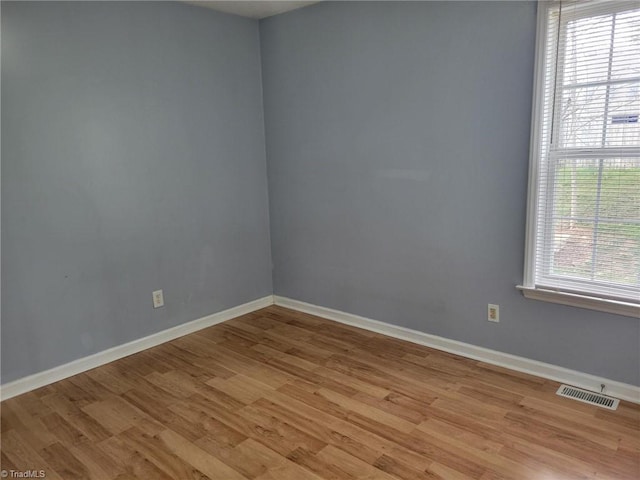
{"left": 523, "top": 1, "right": 640, "bottom": 310}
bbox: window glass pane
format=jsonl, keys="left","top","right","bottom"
{"left": 558, "top": 85, "right": 606, "bottom": 148}
{"left": 611, "top": 9, "right": 640, "bottom": 81}
{"left": 593, "top": 222, "right": 640, "bottom": 285}
{"left": 562, "top": 13, "right": 612, "bottom": 87}
{"left": 552, "top": 158, "right": 599, "bottom": 219}
{"left": 605, "top": 82, "right": 640, "bottom": 147}
{"left": 597, "top": 158, "right": 640, "bottom": 221}
{"left": 548, "top": 158, "right": 640, "bottom": 286}
{"left": 550, "top": 219, "right": 594, "bottom": 280}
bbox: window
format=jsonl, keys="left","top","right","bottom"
{"left": 520, "top": 1, "right": 640, "bottom": 317}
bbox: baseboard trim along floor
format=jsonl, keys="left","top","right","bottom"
{"left": 3, "top": 293, "right": 638, "bottom": 404}
{"left": 273, "top": 296, "right": 640, "bottom": 404}
{"left": 0, "top": 296, "right": 274, "bottom": 401}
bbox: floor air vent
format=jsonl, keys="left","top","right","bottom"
{"left": 556, "top": 384, "right": 619, "bottom": 410}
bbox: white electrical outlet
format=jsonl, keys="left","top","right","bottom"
{"left": 488, "top": 304, "right": 499, "bottom": 322}
{"left": 152, "top": 290, "right": 164, "bottom": 308}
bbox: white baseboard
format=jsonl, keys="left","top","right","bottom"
{"left": 5, "top": 294, "right": 637, "bottom": 405}
{"left": 0, "top": 295, "right": 274, "bottom": 401}
{"left": 274, "top": 296, "right": 640, "bottom": 404}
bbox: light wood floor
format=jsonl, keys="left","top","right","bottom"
{"left": 1, "top": 306, "right": 639, "bottom": 479}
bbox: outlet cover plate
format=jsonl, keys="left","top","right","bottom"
{"left": 153, "top": 290, "right": 164, "bottom": 308}
{"left": 488, "top": 304, "right": 499, "bottom": 322}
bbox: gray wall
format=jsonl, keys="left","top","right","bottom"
{"left": 260, "top": 1, "right": 640, "bottom": 386}
{"left": 1, "top": 1, "right": 272, "bottom": 383}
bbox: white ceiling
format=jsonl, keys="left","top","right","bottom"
{"left": 185, "top": 1, "right": 320, "bottom": 19}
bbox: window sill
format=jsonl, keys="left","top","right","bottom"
{"left": 516, "top": 286, "right": 639, "bottom": 318}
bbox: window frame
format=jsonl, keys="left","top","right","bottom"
{"left": 519, "top": 0, "right": 640, "bottom": 318}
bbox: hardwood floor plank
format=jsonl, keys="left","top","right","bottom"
{"left": 157, "top": 428, "right": 249, "bottom": 480}
{"left": 350, "top": 391, "right": 426, "bottom": 424}
{"left": 206, "top": 374, "right": 275, "bottom": 404}
{"left": 118, "top": 426, "right": 211, "bottom": 479}
{"left": 41, "top": 392, "right": 113, "bottom": 442}
{"left": 498, "top": 436, "right": 608, "bottom": 480}
{"left": 288, "top": 446, "right": 359, "bottom": 480}
{"left": 313, "top": 366, "right": 393, "bottom": 399}
{"left": 418, "top": 418, "right": 503, "bottom": 454}
{"left": 427, "top": 462, "right": 479, "bottom": 480}
{"left": 258, "top": 389, "right": 464, "bottom": 475}
{"left": 0, "top": 451, "right": 18, "bottom": 474}
{"left": 169, "top": 397, "right": 248, "bottom": 445}
{"left": 1, "top": 400, "right": 59, "bottom": 451}
{"left": 81, "top": 396, "right": 152, "bottom": 436}
{"left": 315, "top": 444, "right": 400, "bottom": 480}
{"left": 192, "top": 383, "right": 248, "bottom": 412}
{"left": 316, "top": 387, "right": 418, "bottom": 433}
{"left": 502, "top": 412, "right": 637, "bottom": 478}
{"left": 237, "top": 402, "right": 328, "bottom": 454}
{"left": 99, "top": 434, "right": 175, "bottom": 480}
{"left": 243, "top": 363, "right": 298, "bottom": 389}
{"left": 324, "top": 354, "right": 446, "bottom": 405}
{"left": 40, "top": 411, "right": 91, "bottom": 446}
{"left": 412, "top": 422, "right": 543, "bottom": 480}
{"left": 68, "top": 442, "right": 123, "bottom": 480}
{"left": 197, "top": 437, "right": 288, "bottom": 479}
{"left": 252, "top": 394, "right": 394, "bottom": 465}
{"left": 1, "top": 430, "right": 64, "bottom": 480}
{"left": 372, "top": 454, "right": 445, "bottom": 480}
{"left": 86, "top": 365, "right": 137, "bottom": 395}
{"left": 39, "top": 442, "right": 89, "bottom": 480}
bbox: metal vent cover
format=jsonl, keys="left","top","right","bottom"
{"left": 556, "top": 384, "right": 619, "bottom": 410}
